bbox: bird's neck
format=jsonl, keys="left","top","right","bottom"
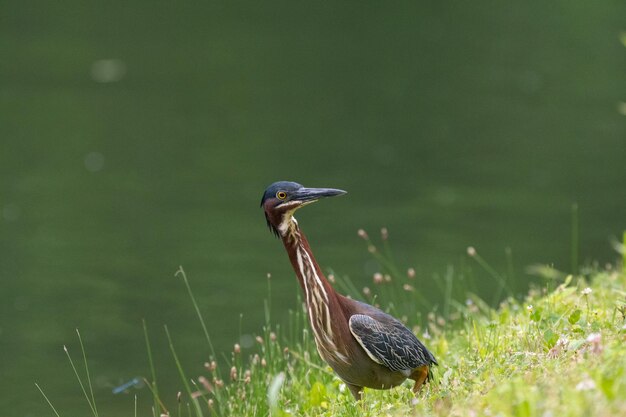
{"left": 280, "top": 216, "right": 336, "bottom": 306}
{"left": 279, "top": 215, "right": 349, "bottom": 364}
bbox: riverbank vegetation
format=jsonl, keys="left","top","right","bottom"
{"left": 40, "top": 234, "right": 626, "bottom": 417}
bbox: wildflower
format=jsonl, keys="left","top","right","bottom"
{"left": 266, "top": 273, "right": 271, "bottom": 279}
{"left": 283, "top": 347, "right": 289, "bottom": 355}
{"left": 357, "top": 229, "right": 368, "bottom": 239}
{"left": 380, "top": 227, "right": 388, "bottom": 240}
{"left": 403, "top": 284, "right": 414, "bottom": 291}
{"left": 384, "top": 274, "right": 392, "bottom": 282}
{"left": 362, "top": 287, "right": 371, "bottom": 296}
{"left": 373, "top": 273, "right": 383, "bottom": 284}
{"left": 581, "top": 287, "right": 592, "bottom": 296}
{"left": 256, "top": 336, "right": 264, "bottom": 345}
{"left": 198, "top": 376, "right": 213, "bottom": 392}
{"left": 270, "top": 332, "right": 277, "bottom": 342}
{"left": 422, "top": 330, "right": 431, "bottom": 340}
{"left": 586, "top": 333, "right": 603, "bottom": 354}
{"left": 177, "top": 392, "right": 182, "bottom": 403}
{"left": 252, "top": 354, "right": 260, "bottom": 365}
{"left": 526, "top": 305, "right": 534, "bottom": 312}
{"left": 575, "top": 377, "right": 596, "bottom": 391}
{"left": 368, "top": 245, "right": 376, "bottom": 253}
{"left": 204, "top": 361, "right": 217, "bottom": 372}
{"left": 207, "top": 399, "right": 214, "bottom": 408}
{"left": 467, "top": 246, "right": 477, "bottom": 257}
{"left": 215, "top": 379, "right": 224, "bottom": 389}
{"left": 548, "top": 336, "right": 569, "bottom": 358}
{"left": 261, "top": 358, "right": 267, "bottom": 367}
{"left": 233, "top": 343, "right": 241, "bottom": 354}
{"left": 407, "top": 268, "right": 416, "bottom": 278}
{"left": 327, "top": 273, "right": 335, "bottom": 283}
{"left": 230, "top": 366, "right": 238, "bottom": 381}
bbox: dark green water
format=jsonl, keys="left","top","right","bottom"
{"left": 1, "top": 1, "right": 625, "bottom": 415}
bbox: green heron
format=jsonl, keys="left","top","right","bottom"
{"left": 261, "top": 181, "right": 437, "bottom": 400}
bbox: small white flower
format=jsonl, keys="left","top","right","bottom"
{"left": 581, "top": 287, "right": 592, "bottom": 296}
{"left": 527, "top": 305, "right": 534, "bottom": 311}
{"left": 586, "top": 333, "right": 601, "bottom": 343}
{"left": 575, "top": 378, "right": 596, "bottom": 391}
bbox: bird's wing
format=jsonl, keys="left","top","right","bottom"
{"left": 349, "top": 313, "right": 434, "bottom": 372}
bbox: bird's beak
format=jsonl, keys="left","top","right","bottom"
{"left": 292, "top": 187, "right": 347, "bottom": 203}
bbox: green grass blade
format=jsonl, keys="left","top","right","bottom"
{"left": 571, "top": 203, "right": 579, "bottom": 275}
{"left": 63, "top": 345, "right": 97, "bottom": 417}
{"left": 142, "top": 319, "right": 161, "bottom": 415}
{"left": 75, "top": 329, "right": 98, "bottom": 417}
{"left": 164, "top": 325, "right": 204, "bottom": 417}
{"left": 175, "top": 267, "right": 216, "bottom": 360}
{"left": 35, "top": 383, "right": 61, "bottom": 417}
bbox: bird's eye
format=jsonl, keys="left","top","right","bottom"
{"left": 276, "top": 191, "right": 287, "bottom": 200}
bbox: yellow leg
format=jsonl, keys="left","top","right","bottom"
{"left": 411, "top": 365, "right": 429, "bottom": 394}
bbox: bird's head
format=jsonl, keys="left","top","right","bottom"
{"left": 260, "top": 181, "right": 347, "bottom": 237}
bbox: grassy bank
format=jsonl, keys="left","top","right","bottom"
{"left": 41, "top": 244, "right": 626, "bottom": 417}
{"left": 175, "top": 268, "right": 625, "bottom": 417}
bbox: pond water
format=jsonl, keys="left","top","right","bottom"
{"left": 1, "top": 1, "right": 624, "bottom": 415}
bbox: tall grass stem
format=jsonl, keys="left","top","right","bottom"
{"left": 63, "top": 345, "right": 97, "bottom": 417}
{"left": 571, "top": 203, "right": 579, "bottom": 275}
{"left": 164, "top": 325, "right": 203, "bottom": 417}
{"left": 76, "top": 329, "right": 98, "bottom": 417}
{"left": 35, "top": 383, "right": 61, "bottom": 417}
{"left": 142, "top": 319, "right": 160, "bottom": 415}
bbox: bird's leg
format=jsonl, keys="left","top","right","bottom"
{"left": 410, "top": 365, "right": 430, "bottom": 395}
{"left": 346, "top": 384, "right": 363, "bottom": 401}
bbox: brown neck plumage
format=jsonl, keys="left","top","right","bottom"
{"left": 279, "top": 215, "right": 349, "bottom": 364}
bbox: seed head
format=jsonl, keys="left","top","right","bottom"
{"left": 357, "top": 229, "right": 368, "bottom": 240}
{"left": 256, "top": 336, "right": 264, "bottom": 345}
{"left": 234, "top": 343, "right": 241, "bottom": 354}
{"left": 327, "top": 273, "right": 335, "bottom": 283}
{"left": 230, "top": 366, "right": 238, "bottom": 381}
{"left": 362, "top": 287, "right": 371, "bottom": 296}
{"left": 380, "top": 227, "right": 389, "bottom": 240}
{"left": 407, "top": 268, "right": 416, "bottom": 278}
{"left": 467, "top": 246, "right": 477, "bottom": 257}
{"left": 373, "top": 273, "right": 383, "bottom": 284}
{"left": 198, "top": 376, "right": 213, "bottom": 392}
{"left": 581, "top": 287, "right": 592, "bottom": 296}
{"left": 270, "top": 332, "right": 277, "bottom": 342}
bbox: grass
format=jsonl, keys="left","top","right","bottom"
{"left": 37, "top": 231, "right": 626, "bottom": 417}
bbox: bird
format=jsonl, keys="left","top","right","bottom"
{"left": 260, "top": 181, "right": 437, "bottom": 401}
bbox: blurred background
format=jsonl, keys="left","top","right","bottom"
{"left": 1, "top": 1, "right": 625, "bottom": 415}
